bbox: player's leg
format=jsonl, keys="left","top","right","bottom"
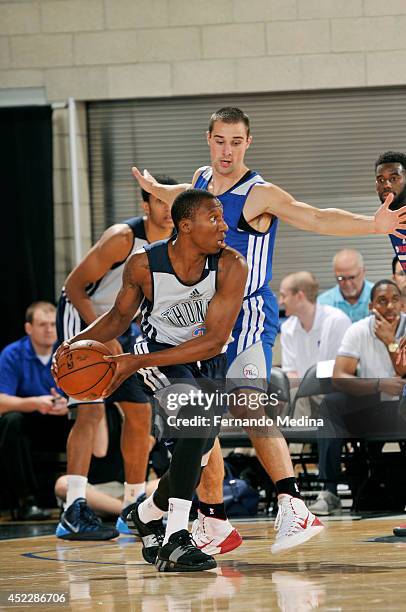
{"left": 193, "top": 438, "right": 242, "bottom": 554}
{"left": 114, "top": 383, "right": 152, "bottom": 534}
{"left": 227, "top": 335, "right": 324, "bottom": 553}
{"left": 56, "top": 402, "right": 119, "bottom": 540}
{"left": 55, "top": 295, "right": 118, "bottom": 540}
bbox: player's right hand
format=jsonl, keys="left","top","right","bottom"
{"left": 51, "top": 340, "right": 71, "bottom": 383}
{"left": 101, "top": 353, "right": 141, "bottom": 397}
{"left": 131, "top": 166, "right": 157, "bottom": 194}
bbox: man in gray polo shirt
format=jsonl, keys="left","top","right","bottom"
{"left": 310, "top": 279, "right": 406, "bottom": 515}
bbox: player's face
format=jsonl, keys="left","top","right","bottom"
{"left": 207, "top": 121, "right": 252, "bottom": 177}
{"left": 370, "top": 284, "right": 401, "bottom": 323}
{"left": 144, "top": 194, "right": 174, "bottom": 230}
{"left": 190, "top": 199, "right": 228, "bottom": 253}
{"left": 279, "top": 280, "right": 299, "bottom": 316}
{"left": 375, "top": 163, "right": 406, "bottom": 206}
{"left": 25, "top": 309, "right": 57, "bottom": 350}
{"left": 393, "top": 259, "right": 406, "bottom": 291}
{"left": 334, "top": 258, "right": 365, "bottom": 300}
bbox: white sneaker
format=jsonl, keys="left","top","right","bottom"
{"left": 271, "top": 495, "right": 324, "bottom": 554}
{"left": 309, "top": 491, "right": 342, "bottom": 516}
{"left": 191, "top": 510, "right": 242, "bottom": 555}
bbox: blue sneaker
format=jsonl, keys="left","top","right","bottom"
{"left": 115, "top": 494, "right": 146, "bottom": 535}
{"left": 56, "top": 498, "right": 119, "bottom": 541}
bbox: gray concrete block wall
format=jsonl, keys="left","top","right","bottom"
{"left": 1, "top": 0, "right": 406, "bottom": 291}
{"left": 1, "top": 0, "right": 406, "bottom": 101}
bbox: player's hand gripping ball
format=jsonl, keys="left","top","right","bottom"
{"left": 55, "top": 340, "right": 116, "bottom": 401}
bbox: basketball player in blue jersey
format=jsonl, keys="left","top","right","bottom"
{"left": 55, "top": 176, "right": 178, "bottom": 541}
{"left": 131, "top": 107, "right": 406, "bottom": 554}
{"left": 374, "top": 151, "right": 406, "bottom": 540}
{"left": 53, "top": 189, "right": 248, "bottom": 571}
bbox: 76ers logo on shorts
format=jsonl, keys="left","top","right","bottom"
{"left": 243, "top": 363, "right": 259, "bottom": 379}
{"left": 193, "top": 326, "right": 206, "bottom": 337}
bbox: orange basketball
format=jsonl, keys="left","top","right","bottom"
{"left": 56, "top": 339, "right": 116, "bottom": 401}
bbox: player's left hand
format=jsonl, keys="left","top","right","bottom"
{"left": 374, "top": 192, "right": 406, "bottom": 238}
{"left": 101, "top": 353, "right": 142, "bottom": 397}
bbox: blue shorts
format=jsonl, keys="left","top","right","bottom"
{"left": 226, "top": 287, "right": 278, "bottom": 390}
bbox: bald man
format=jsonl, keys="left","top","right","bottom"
{"left": 318, "top": 249, "right": 373, "bottom": 323}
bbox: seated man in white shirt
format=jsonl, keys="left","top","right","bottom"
{"left": 279, "top": 272, "right": 352, "bottom": 416}
{"left": 310, "top": 279, "right": 406, "bottom": 516}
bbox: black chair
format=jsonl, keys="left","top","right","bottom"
{"left": 290, "top": 363, "right": 333, "bottom": 417}
{"left": 268, "top": 366, "right": 291, "bottom": 418}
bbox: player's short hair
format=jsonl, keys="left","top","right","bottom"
{"left": 25, "top": 301, "right": 56, "bottom": 323}
{"left": 171, "top": 189, "right": 217, "bottom": 232}
{"left": 208, "top": 107, "right": 250, "bottom": 136}
{"left": 375, "top": 151, "right": 406, "bottom": 172}
{"left": 392, "top": 255, "right": 400, "bottom": 275}
{"left": 141, "top": 175, "right": 178, "bottom": 204}
{"left": 285, "top": 272, "right": 319, "bottom": 304}
{"left": 370, "top": 279, "right": 400, "bottom": 302}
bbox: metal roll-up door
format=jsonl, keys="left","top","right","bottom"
{"left": 87, "top": 87, "right": 406, "bottom": 293}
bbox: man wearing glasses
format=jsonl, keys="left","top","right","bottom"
{"left": 318, "top": 249, "right": 373, "bottom": 323}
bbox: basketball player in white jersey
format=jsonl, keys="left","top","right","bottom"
{"left": 130, "top": 107, "right": 406, "bottom": 554}
{"left": 53, "top": 189, "right": 248, "bottom": 571}
{"left": 55, "top": 176, "right": 178, "bottom": 540}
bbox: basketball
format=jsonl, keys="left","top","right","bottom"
{"left": 56, "top": 339, "right": 116, "bottom": 401}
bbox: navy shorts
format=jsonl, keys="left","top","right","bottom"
{"left": 134, "top": 340, "right": 227, "bottom": 457}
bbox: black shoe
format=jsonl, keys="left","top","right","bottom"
{"left": 130, "top": 501, "right": 165, "bottom": 564}
{"left": 14, "top": 503, "right": 51, "bottom": 521}
{"left": 56, "top": 498, "right": 119, "bottom": 541}
{"left": 155, "top": 529, "right": 217, "bottom": 573}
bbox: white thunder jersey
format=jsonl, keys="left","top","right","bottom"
{"left": 140, "top": 239, "right": 221, "bottom": 346}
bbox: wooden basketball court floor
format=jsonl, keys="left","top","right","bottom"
{"left": 1, "top": 516, "right": 406, "bottom": 611}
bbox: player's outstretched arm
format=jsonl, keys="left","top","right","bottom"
{"left": 103, "top": 248, "right": 248, "bottom": 395}
{"left": 131, "top": 166, "right": 191, "bottom": 205}
{"left": 251, "top": 183, "right": 406, "bottom": 238}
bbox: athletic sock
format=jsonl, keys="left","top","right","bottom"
{"left": 275, "top": 477, "right": 302, "bottom": 500}
{"left": 123, "top": 482, "right": 145, "bottom": 507}
{"left": 163, "top": 497, "right": 192, "bottom": 545}
{"left": 199, "top": 501, "right": 227, "bottom": 520}
{"left": 66, "top": 475, "right": 88, "bottom": 509}
{"left": 138, "top": 493, "right": 165, "bottom": 524}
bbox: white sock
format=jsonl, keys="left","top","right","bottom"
{"left": 138, "top": 493, "right": 165, "bottom": 524}
{"left": 163, "top": 497, "right": 192, "bottom": 545}
{"left": 123, "top": 482, "right": 145, "bottom": 507}
{"left": 66, "top": 475, "right": 88, "bottom": 509}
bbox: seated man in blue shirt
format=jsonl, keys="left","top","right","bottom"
{"left": 318, "top": 249, "right": 373, "bottom": 323}
{"left": 0, "top": 301, "right": 70, "bottom": 519}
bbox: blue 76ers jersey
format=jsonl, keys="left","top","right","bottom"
{"left": 194, "top": 167, "right": 278, "bottom": 298}
{"left": 390, "top": 232, "right": 406, "bottom": 271}
{"left": 194, "top": 167, "right": 280, "bottom": 372}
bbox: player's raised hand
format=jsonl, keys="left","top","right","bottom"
{"left": 374, "top": 192, "right": 406, "bottom": 238}
{"left": 102, "top": 353, "right": 142, "bottom": 397}
{"left": 131, "top": 166, "right": 157, "bottom": 194}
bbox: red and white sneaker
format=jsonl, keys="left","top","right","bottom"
{"left": 271, "top": 495, "right": 324, "bottom": 554}
{"left": 191, "top": 510, "right": 242, "bottom": 555}
{"left": 393, "top": 522, "right": 406, "bottom": 537}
